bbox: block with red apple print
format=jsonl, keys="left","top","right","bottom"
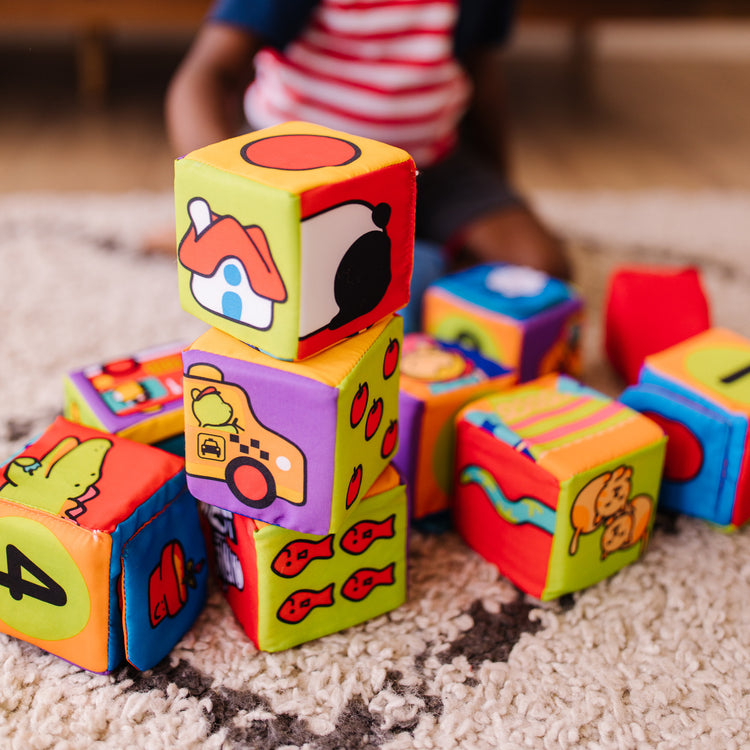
{"left": 182, "top": 315, "right": 402, "bottom": 535}
{"left": 199, "top": 464, "right": 407, "bottom": 651}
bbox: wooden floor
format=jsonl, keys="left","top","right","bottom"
{"left": 3, "top": 23, "right": 750, "bottom": 194}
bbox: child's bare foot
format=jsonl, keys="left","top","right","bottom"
{"left": 457, "top": 204, "right": 571, "bottom": 281}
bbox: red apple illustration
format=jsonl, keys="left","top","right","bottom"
{"left": 365, "top": 398, "right": 384, "bottom": 440}
{"left": 383, "top": 338, "right": 400, "bottom": 380}
{"left": 347, "top": 464, "right": 363, "bottom": 508}
{"left": 381, "top": 419, "right": 398, "bottom": 458}
{"left": 644, "top": 411, "right": 703, "bottom": 482}
{"left": 350, "top": 382, "right": 369, "bottom": 428}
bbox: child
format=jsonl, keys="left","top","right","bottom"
{"left": 164, "top": 0, "right": 570, "bottom": 285}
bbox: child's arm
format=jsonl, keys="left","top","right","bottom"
{"left": 166, "top": 22, "right": 262, "bottom": 156}
{"left": 462, "top": 46, "right": 512, "bottom": 177}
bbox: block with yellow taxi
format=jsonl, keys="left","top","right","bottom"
{"left": 182, "top": 315, "right": 402, "bottom": 535}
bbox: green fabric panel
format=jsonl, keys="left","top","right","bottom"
{"left": 543, "top": 436, "right": 667, "bottom": 600}
{"left": 331, "top": 315, "right": 403, "bottom": 531}
{"left": 254, "top": 479, "right": 408, "bottom": 651}
{"left": 62, "top": 376, "right": 105, "bottom": 431}
{"left": 175, "top": 158, "right": 302, "bottom": 360}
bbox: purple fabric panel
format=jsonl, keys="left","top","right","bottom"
{"left": 392, "top": 392, "right": 424, "bottom": 517}
{"left": 183, "top": 348, "right": 338, "bottom": 535}
{"left": 520, "top": 297, "right": 583, "bottom": 382}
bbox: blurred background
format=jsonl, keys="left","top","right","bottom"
{"left": 1, "top": 1, "right": 750, "bottom": 195}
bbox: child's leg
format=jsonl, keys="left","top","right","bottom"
{"left": 399, "top": 238, "right": 447, "bottom": 334}
{"left": 415, "top": 144, "right": 570, "bottom": 280}
{"left": 455, "top": 203, "right": 570, "bottom": 281}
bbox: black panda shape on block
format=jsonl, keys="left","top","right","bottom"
{"left": 330, "top": 202, "right": 392, "bottom": 330}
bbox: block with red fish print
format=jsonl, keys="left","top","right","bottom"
{"left": 393, "top": 333, "right": 516, "bottom": 520}
{"left": 620, "top": 328, "right": 750, "bottom": 529}
{"left": 422, "top": 264, "right": 583, "bottom": 382}
{"left": 182, "top": 315, "right": 402, "bottom": 535}
{"left": 175, "top": 120, "right": 415, "bottom": 361}
{"left": 63, "top": 341, "right": 187, "bottom": 453}
{"left": 200, "top": 464, "right": 408, "bottom": 651}
{"left": 0, "top": 417, "right": 207, "bottom": 672}
{"left": 453, "top": 375, "right": 666, "bottom": 600}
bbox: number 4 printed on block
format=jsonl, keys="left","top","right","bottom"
{"left": 0, "top": 544, "right": 67, "bottom": 606}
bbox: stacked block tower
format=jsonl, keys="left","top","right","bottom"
{"left": 174, "top": 121, "right": 415, "bottom": 651}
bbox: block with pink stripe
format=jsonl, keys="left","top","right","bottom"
{"left": 453, "top": 374, "right": 666, "bottom": 600}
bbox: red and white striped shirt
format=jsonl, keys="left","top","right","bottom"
{"left": 244, "top": 0, "right": 472, "bottom": 168}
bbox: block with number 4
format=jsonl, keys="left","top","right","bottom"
{"left": 0, "top": 417, "right": 207, "bottom": 672}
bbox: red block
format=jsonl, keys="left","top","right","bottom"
{"left": 604, "top": 266, "right": 711, "bottom": 384}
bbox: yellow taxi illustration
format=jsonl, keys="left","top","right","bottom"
{"left": 184, "top": 363, "right": 306, "bottom": 509}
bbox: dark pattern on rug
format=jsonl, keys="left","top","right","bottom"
{"left": 118, "top": 659, "right": 443, "bottom": 749}
{"left": 3, "top": 410, "right": 61, "bottom": 448}
{"left": 438, "top": 594, "right": 544, "bottom": 670}
{"left": 116, "top": 589, "right": 547, "bottom": 748}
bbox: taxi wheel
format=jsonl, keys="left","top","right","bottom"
{"left": 226, "top": 457, "right": 277, "bottom": 509}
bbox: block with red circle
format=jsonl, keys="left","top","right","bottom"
{"left": 182, "top": 314, "right": 402, "bottom": 535}
{"left": 393, "top": 333, "right": 516, "bottom": 520}
{"left": 175, "top": 120, "right": 415, "bottom": 361}
{"left": 200, "top": 464, "right": 408, "bottom": 652}
{"left": 0, "top": 417, "right": 207, "bottom": 672}
{"left": 620, "top": 327, "right": 750, "bottom": 529}
{"left": 454, "top": 375, "right": 666, "bottom": 600}
{"left": 422, "top": 264, "right": 583, "bottom": 383}
{"left": 605, "top": 265, "right": 711, "bottom": 384}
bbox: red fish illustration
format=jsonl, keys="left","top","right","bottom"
{"left": 276, "top": 583, "right": 335, "bottom": 624}
{"left": 341, "top": 563, "right": 395, "bottom": 602}
{"left": 339, "top": 515, "right": 396, "bottom": 555}
{"left": 271, "top": 535, "right": 335, "bottom": 578}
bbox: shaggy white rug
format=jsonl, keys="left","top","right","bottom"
{"left": 2, "top": 190, "right": 750, "bottom": 749}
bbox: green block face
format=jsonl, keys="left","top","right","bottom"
{"left": 543, "top": 442, "right": 667, "bottom": 600}
{"left": 176, "top": 160, "right": 302, "bottom": 360}
{"left": 201, "top": 466, "right": 408, "bottom": 652}
{"left": 175, "top": 122, "right": 416, "bottom": 361}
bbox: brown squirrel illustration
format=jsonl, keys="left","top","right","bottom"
{"left": 569, "top": 466, "right": 632, "bottom": 555}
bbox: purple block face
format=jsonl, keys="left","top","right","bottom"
{"left": 520, "top": 297, "right": 583, "bottom": 382}
{"left": 392, "top": 392, "right": 424, "bottom": 516}
{"left": 182, "top": 348, "right": 338, "bottom": 535}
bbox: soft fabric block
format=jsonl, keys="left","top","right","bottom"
{"left": 454, "top": 375, "right": 666, "bottom": 600}
{"left": 422, "top": 264, "right": 583, "bottom": 382}
{"left": 63, "top": 341, "right": 186, "bottom": 450}
{"left": 0, "top": 417, "right": 207, "bottom": 672}
{"left": 200, "top": 465, "right": 408, "bottom": 652}
{"left": 620, "top": 327, "right": 750, "bottom": 528}
{"left": 175, "top": 120, "right": 415, "bottom": 361}
{"left": 182, "top": 315, "right": 402, "bottom": 535}
{"left": 605, "top": 265, "right": 711, "bottom": 384}
{"left": 393, "top": 333, "right": 515, "bottom": 520}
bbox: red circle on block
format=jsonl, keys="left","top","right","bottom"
{"left": 234, "top": 464, "right": 271, "bottom": 502}
{"left": 241, "top": 134, "right": 361, "bottom": 170}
